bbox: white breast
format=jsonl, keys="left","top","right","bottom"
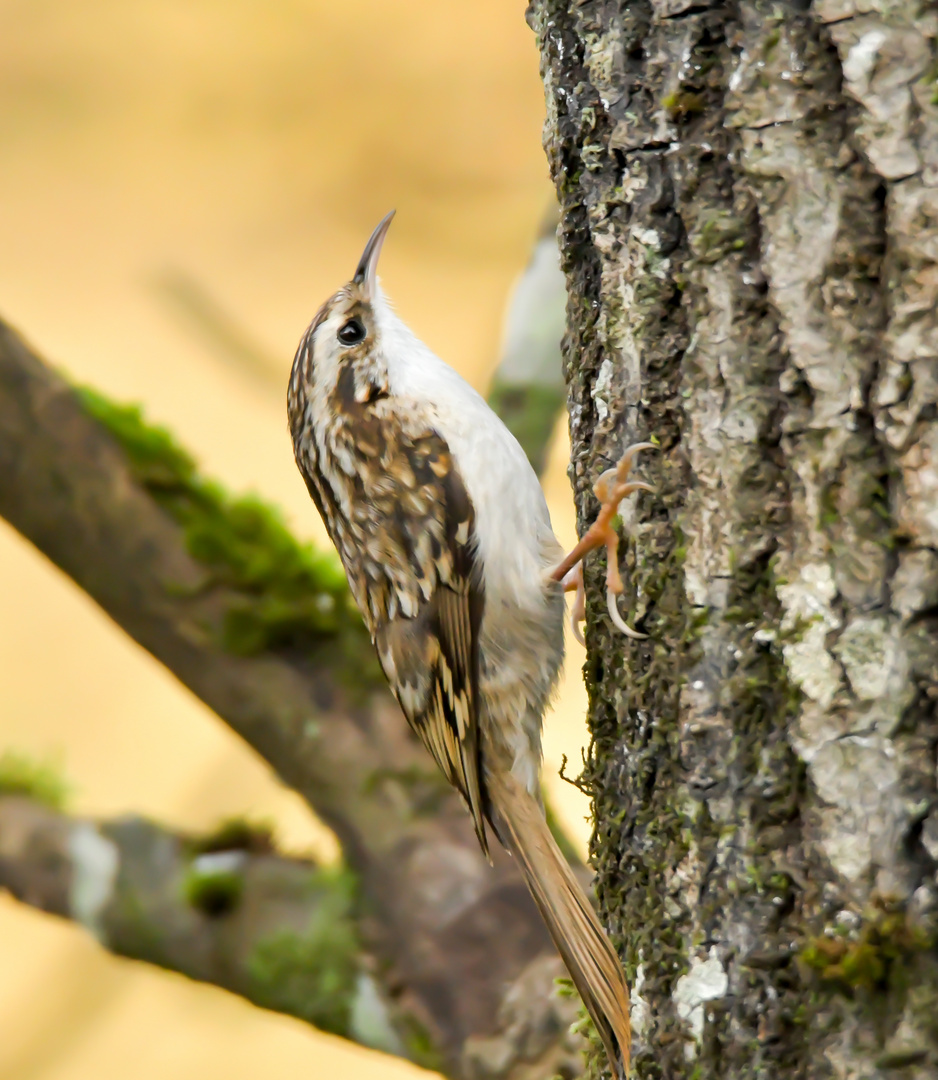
{"left": 376, "top": 295, "right": 563, "bottom": 612}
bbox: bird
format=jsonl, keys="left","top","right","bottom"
{"left": 287, "top": 211, "right": 653, "bottom": 1078}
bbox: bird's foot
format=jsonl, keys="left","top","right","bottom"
{"left": 549, "top": 441, "right": 655, "bottom": 641}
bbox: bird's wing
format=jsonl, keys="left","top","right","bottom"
{"left": 373, "top": 433, "right": 489, "bottom": 856}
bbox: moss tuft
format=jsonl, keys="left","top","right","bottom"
{"left": 0, "top": 749, "right": 69, "bottom": 808}
{"left": 75, "top": 386, "right": 356, "bottom": 656}
{"left": 688, "top": 209, "right": 748, "bottom": 265}
{"left": 189, "top": 815, "right": 275, "bottom": 856}
{"left": 247, "top": 865, "right": 359, "bottom": 1037}
{"left": 801, "top": 903, "right": 935, "bottom": 993}
{"left": 398, "top": 1018, "right": 445, "bottom": 1073}
{"left": 662, "top": 90, "right": 705, "bottom": 119}
{"left": 182, "top": 854, "right": 244, "bottom": 917}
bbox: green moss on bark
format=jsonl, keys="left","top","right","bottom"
{"left": 74, "top": 386, "right": 356, "bottom": 656}
{"left": 0, "top": 749, "right": 69, "bottom": 808}
{"left": 801, "top": 905, "right": 936, "bottom": 994}
{"left": 188, "top": 815, "right": 276, "bottom": 856}
{"left": 182, "top": 858, "right": 244, "bottom": 917}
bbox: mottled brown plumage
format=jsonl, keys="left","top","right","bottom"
{"left": 291, "top": 317, "right": 489, "bottom": 850}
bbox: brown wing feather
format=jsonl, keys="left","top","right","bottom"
{"left": 419, "top": 584, "right": 487, "bottom": 854}
{"left": 372, "top": 437, "right": 489, "bottom": 856}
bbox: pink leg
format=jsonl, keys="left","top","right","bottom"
{"left": 547, "top": 442, "right": 656, "bottom": 641}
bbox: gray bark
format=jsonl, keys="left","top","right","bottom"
{"left": 529, "top": 1, "right": 938, "bottom": 1077}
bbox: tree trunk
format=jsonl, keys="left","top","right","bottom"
{"left": 529, "top": 1, "right": 938, "bottom": 1077}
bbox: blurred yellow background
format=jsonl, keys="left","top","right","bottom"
{"left": 0, "top": 2, "right": 592, "bottom": 1078}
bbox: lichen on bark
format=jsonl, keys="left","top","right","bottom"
{"left": 529, "top": 0, "right": 938, "bottom": 1075}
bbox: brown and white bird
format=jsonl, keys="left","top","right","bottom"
{"left": 288, "top": 212, "right": 651, "bottom": 1077}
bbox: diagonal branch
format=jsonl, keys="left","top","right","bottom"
{"left": 0, "top": 796, "right": 385, "bottom": 1046}
{"left": 0, "top": 317, "right": 580, "bottom": 1079}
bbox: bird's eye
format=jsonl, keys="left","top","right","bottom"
{"left": 337, "top": 318, "right": 366, "bottom": 346}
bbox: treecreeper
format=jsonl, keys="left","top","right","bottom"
{"left": 287, "top": 212, "right": 653, "bottom": 1077}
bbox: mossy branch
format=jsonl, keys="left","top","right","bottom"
{"left": 0, "top": 749, "right": 70, "bottom": 809}
{"left": 0, "top": 795, "right": 390, "bottom": 1050}
{"left": 74, "top": 386, "right": 363, "bottom": 659}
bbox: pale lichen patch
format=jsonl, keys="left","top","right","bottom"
{"left": 834, "top": 616, "right": 912, "bottom": 726}
{"left": 583, "top": 27, "right": 624, "bottom": 110}
{"left": 829, "top": 19, "right": 928, "bottom": 180}
{"left": 778, "top": 562, "right": 843, "bottom": 708}
{"left": 892, "top": 549, "right": 938, "bottom": 620}
{"left": 350, "top": 973, "right": 405, "bottom": 1056}
{"left": 673, "top": 951, "right": 728, "bottom": 1053}
{"left": 897, "top": 425, "right": 938, "bottom": 545}
{"left": 631, "top": 961, "right": 650, "bottom": 1040}
{"left": 591, "top": 358, "right": 615, "bottom": 424}
{"left": 790, "top": 701, "right": 849, "bottom": 764}
{"left": 808, "top": 735, "right": 904, "bottom": 881}
{"left": 781, "top": 626, "right": 837, "bottom": 708}
{"left": 68, "top": 822, "right": 119, "bottom": 939}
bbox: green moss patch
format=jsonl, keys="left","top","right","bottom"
{"left": 76, "top": 386, "right": 353, "bottom": 655}
{"left": 662, "top": 90, "right": 705, "bottom": 119}
{"left": 0, "top": 749, "right": 69, "bottom": 808}
{"left": 801, "top": 904, "right": 935, "bottom": 994}
{"left": 189, "top": 815, "right": 276, "bottom": 856}
{"left": 182, "top": 852, "right": 245, "bottom": 917}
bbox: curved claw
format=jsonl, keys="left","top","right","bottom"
{"left": 570, "top": 609, "right": 586, "bottom": 647}
{"left": 548, "top": 440, "right": 657, "bottom": 643}
{"left": 618, "top": 441, "right": 657, "bottom": 469}
{"left": 606, "top": 585, "right": 647, "bottom": 640}
{"left": 599, "top": 441, "right": 656, "bottom": 492}
{"left": 561, "top": 564, "right": 587, "bottom": 646}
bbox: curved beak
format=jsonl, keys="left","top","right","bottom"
{"left": 352, "top": 210, "right": 396, "bottom": 300}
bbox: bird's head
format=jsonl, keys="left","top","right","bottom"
{"left": 288, "top": 211, "right": 396, "bottom": 437}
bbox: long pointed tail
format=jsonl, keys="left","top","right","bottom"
{"left": 488, "top": 769, "right": 631, "bottom": 1077}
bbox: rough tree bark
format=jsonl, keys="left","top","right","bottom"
{"left": 528, "top": 1, "right": 938, "bottom": 1078}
